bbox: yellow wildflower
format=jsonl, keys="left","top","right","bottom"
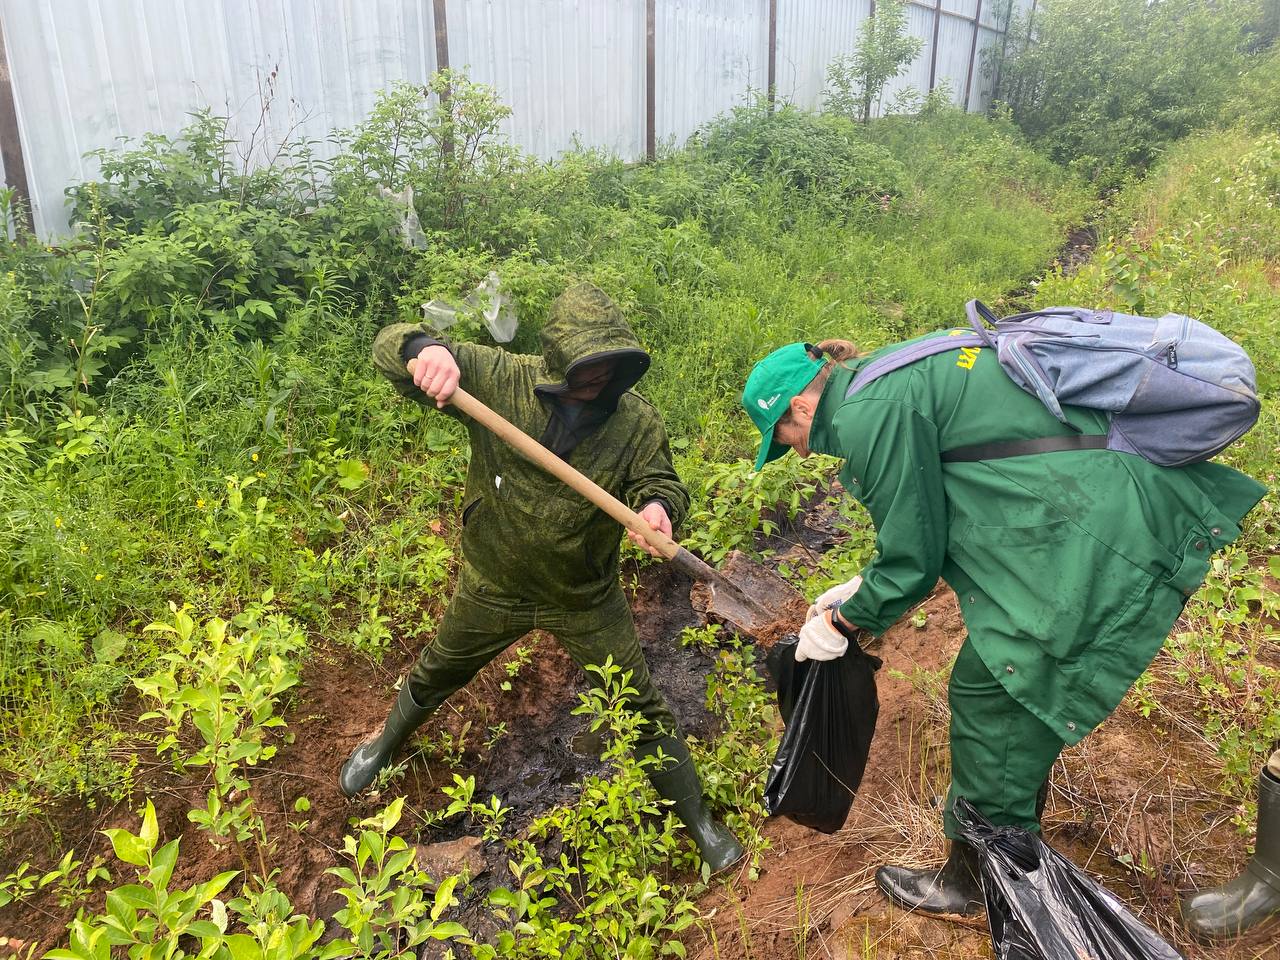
{"left": 251, "top": 452, "right": 259, "bottom": 462}
{"left": 54, "top": 516, "right": 63, "bottom": 528}
{"left": 94, "top": 573, "right": 104, "bottom": 581}
{"left": 196, "top": 498, "right": 206, "bottom": 508}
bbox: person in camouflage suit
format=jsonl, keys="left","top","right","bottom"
{"left": 341, "top": 283, "right": 744, "bottom": 873}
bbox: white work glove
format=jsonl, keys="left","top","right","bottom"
{"left": 805, "top": 574, "right": 863, "bottom": 622}
{"left": 795, "top": 611, "right": 848, "bottom": 663}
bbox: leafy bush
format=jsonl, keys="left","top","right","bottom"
{"left": 692, "top": 101, "right": 907, "bottom": 220}
{"left": 992, "top": 0, "right": 1264, "bottom": 182}
{"left": 824, "top": 0, "right": 923, "bottom": 124}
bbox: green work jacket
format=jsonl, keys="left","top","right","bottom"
{"left": 373, "top": 285, "right": 689, "bottom": 610}
{"left": 808, "top": 330, "right": 1265, "bottom": 745}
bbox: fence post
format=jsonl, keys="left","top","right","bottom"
{"left": 864, "top": 0, "right": 876, "bottom": 121}
{"left": 767, "top": 0, "right": 777, "bottom": 110}
{"left": 646, "top": 0, "right": 656, "bottom": 160}
{"left": 432, "top": 0, "right": 451, "bottom": 79}
{"left": 964, "top": 0, "right": 984, "bottom": 110}
{"left": 927, "top": 0, "right": 943, "bottom": 91}
{"left": 991, "top": 0, "right": 1016, "bottom": 104}
{"left": 0, "top": 10, "right": 35, "bottom": 236}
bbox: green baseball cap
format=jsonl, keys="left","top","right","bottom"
{"left": 742, "top": 343, "right": 826, "bottom": 471}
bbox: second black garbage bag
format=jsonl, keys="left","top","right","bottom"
{"left": 954, "top": 797, "right": 1186, "bottom": 960}
{"left": 764, "top": 637, "right": 881, "bottom": 834}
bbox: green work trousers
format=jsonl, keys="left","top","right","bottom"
{"left": 406, "top": 563, "right": 680, "bottom": 749}
{"left": 943, "top": 639, "right": 1066, "bottom": 840}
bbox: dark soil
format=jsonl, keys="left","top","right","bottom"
{"left": 0, "top": 558, "right": 721, "bottom": 950}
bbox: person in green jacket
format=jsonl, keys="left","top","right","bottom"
{"left": 341, "top": 283, "right": 743, "bottom": 874}
{"left": 741, "top": 333, "right": 1265, "bottom": 920}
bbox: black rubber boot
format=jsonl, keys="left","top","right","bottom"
{"left": 875, "top": 841, "right": 984, "bottom": 916}
{"left": 339, "top": 682, "right": 435, "bottom": 797}
{"left": 641, "top": 736, "right": 745, "bottom": 875}
{"left": 1181, "top": 757, "right": 1280, "bottom": 940}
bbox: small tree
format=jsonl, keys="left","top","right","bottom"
{"left": 825, "top": 0, "right": 924, "bottom": 124}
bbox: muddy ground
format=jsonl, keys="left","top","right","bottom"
{"left": 0, "top": 543, "right": 727, "bottom": 949}
{"left": 2, "top": 492, "right": 1278, "bottom": 959}
{"left": 695, "top": 504, "right": 1279, "bottom": 960}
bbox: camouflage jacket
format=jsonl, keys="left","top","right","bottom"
{"left": 373, "top": 283, "right": 689, "bottom": 609}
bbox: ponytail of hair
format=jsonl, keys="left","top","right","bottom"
{"left": 796, "top": 338, "right": 861, "bottom": 400}
{"left": 805, "top": 339, "right": 862, "bottom": 365}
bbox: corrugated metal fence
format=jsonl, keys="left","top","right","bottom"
{"left": 0, "top": 0, "right": 1029, "bottom": 239}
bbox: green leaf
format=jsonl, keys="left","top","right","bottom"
{"left": 224, "top": 934, "right": 262, "bottom": 960}
{"left": 200, "top": 870, "right": 241, "bottom": 903}
{"left": 428, "top": 922, "right": 470, "bottom": 939}
{"left": 102, "top": 828, "right": 148, "bottom": 868}
{"left": 335, "top": 459, "right": 370, "bottom": 490}
{"left": 432, "top": 874, "right": 460, "bottom": 921}
{"left": 139, "top": 801, "right": 159, "bottom": 850}
{"left": 93, "top": 629, "right": 128, "bottom": 663}
{"left": 147, "top": 840, "right": 179, "bottom": 890}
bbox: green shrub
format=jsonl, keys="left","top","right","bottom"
{"left": 693, "top": 101, "right": 907, "bottom": 219}
{"left": 992, "top": 0, "right": 1263, "bottom": 183}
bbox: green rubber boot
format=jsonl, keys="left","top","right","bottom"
{"left": 340, "top": 682, "right": 435, "bottom": 797}
{"left": 1181, "top": 755, "right": 1280, "bottom": 940}
{"left": 641, "top": 736, "right": 745, "bottom": 875}
{"left": 875, "top": 840, "right": 984, "bottom": 916}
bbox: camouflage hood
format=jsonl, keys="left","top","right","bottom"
{"left": 535, "top": 283, "right": 650, "bottom": 408}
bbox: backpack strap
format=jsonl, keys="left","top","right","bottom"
{"left": 941, "top": 434, "right": 1109, "bottom": 463}
{"left": 846, "top": 333, "right": 986, "bottom": 399}
{"left": 966, "top": 299, "right": 1000, "bottom": 346}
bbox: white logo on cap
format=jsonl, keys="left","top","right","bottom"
{"left": 757, "top": 394, "right": 782, "bottom": 411}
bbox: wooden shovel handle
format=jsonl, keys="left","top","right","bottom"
{"left": 407, "top": 359, "right": 680, "bottom": 561}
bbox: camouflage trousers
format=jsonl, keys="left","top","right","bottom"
{"left": 406, "top": 563, "right": 680, "bottom": 749}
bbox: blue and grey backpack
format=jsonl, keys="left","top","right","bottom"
{"left": 845, "top": 300, "right": 1260, "bottom": 468}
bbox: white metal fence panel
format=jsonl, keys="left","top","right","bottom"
{"left": 881, "top": 2, "right": 935, "bottom": 110}
{"left": 1, "top": 0, "right": 1019, "bottom": 239}
{"left": 654, "top": 0, "right": 766, "bottom": 146}
{"left": 774, "top": 0, "right": 867, "bottom": 111}
{"left": 969, "top": 24, "right": 1005, "bottom": 109}
{"left": 936, "top": 11, "right": 979, "bottom": 105}
{"left": 941, "top": 0, "right": 980, "bottom": 18}
{"left": 2, "top": 0, "right": 442, "bottom": 237}
{"left": 449, "top": 0, "right": 645, "bottom": 161}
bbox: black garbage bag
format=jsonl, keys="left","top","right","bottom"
{"left": 763, "top": 637, "right": 881, "bottom": 833}
{"left": 954, "top": 797, "right": 1186, "bottom": 960}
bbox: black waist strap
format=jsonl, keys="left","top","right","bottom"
{"left": 941, "top": 434, "right": 1110, "bottom": 463}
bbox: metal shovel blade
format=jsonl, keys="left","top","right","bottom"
{"left": 685, "top": 549, "right": 808, "bottom": 648}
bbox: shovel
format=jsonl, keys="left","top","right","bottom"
{"left": 408, "top": 364, "right": 806, "bottom": 644}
